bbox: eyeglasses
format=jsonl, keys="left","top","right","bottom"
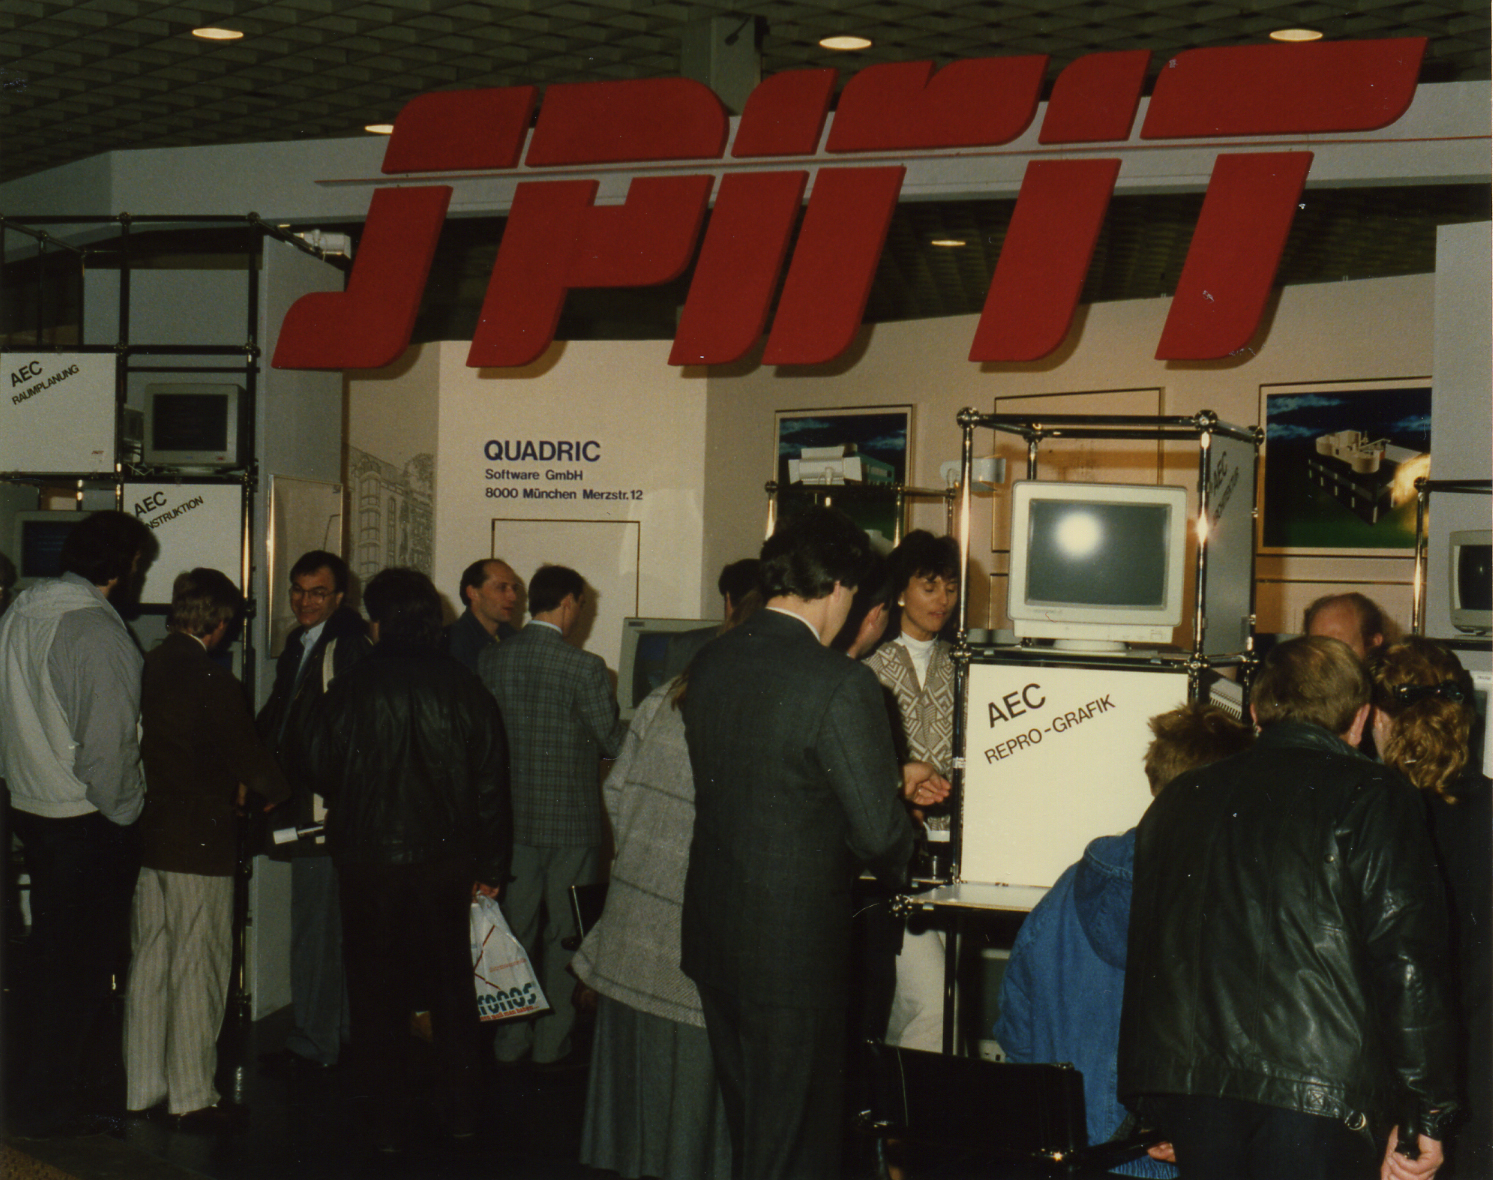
{"left": 290, "top": 586, "right": 335, "bottom": 602}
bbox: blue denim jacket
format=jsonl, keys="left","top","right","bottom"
{"left": 994, "top": 829, "right": 1174, "bottom": 1178}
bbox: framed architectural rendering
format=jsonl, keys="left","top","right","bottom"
{"left": 1258, "top": 378, "right": 1431, "bottom": 556}
{"left": 772, "top": 406, "right": 912, "bottom": 549}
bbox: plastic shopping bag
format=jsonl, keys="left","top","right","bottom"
{"left": 470, "top": 894, "right": 550, "bottom": 1023}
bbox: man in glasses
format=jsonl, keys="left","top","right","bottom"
{"left": 257, "top": 550, "right": 371, "bottom": 1076}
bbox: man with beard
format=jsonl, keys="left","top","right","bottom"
{"left": 0, "top": 510, "right": 156, "bottom": 1136}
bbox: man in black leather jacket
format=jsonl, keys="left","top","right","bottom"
{"left": 1119, "top": 636, "right": 1457, "bottom": 1180}
{"left": 303, "top": 567, "right": 512, "bottom": 1149}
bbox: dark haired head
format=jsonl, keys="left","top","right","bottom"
{"left": 0, "top": 551, "right": 17, "bottom": 615}
{"left": 528, "top": 565, "right": 586, "bottom": 615}
{"left": 889, "top": 531, "right": 959, "bottom": 592}
{"left": 830, "top": 551, "right": 895, "bottom": 653}
{"left": 59, "top": 510, "right": 156, "bottom": 589}
{"left": 458, "top": 558, "right": 511, "bottom": 608}
{"left": 718, "top": 559, "right": 762, "bottom": 608}
{"left": 290, "top": 550, "right": 350, "bottom": 596}
{"left": 364, "top": 568, "right": 443, "bottom": 648}
{"left": 759, "top": 508, "right": 872, "bottom": 602}
{"left": 1252, "top": 635, "right": 1370, "bottom": 737}
{"left": 167, "top": 568, "right": 242, "bottom": 637}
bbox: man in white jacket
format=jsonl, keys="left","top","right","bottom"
{"left": 0, "top": 509, "right": 155, "bottom": 1138}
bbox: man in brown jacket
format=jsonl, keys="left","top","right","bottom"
{"left": 124, "top": 568, "right": 289, "bottom": 1128}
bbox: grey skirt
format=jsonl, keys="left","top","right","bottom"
{"left": 579, "top": 994, "right": 733, "bottom": 1180}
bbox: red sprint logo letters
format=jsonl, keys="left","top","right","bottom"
{"left": 272, "top": 38, "right": 1425, "bottom": 372}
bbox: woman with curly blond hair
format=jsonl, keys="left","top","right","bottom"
{"left": 1370, "top": 637, "right": 1490, "bottom": 1177}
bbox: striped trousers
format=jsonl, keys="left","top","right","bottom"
{"left": 123, "top": 867, "right": 233, "bottom": 1115}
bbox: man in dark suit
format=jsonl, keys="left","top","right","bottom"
{"left": 256, "top": 549, "right": 371, "bottom": 1074}
{"left": 681, "top": 508, "right": 949, "bottom": 1180}
{"left": 480, "top": 563, "right": 627, "bottom": 1067}
{"left": 127, "top": 568, "right": 289, "bottom": 1128}
{"left": 444, "top": 557, "right": 521, "bottom": 674}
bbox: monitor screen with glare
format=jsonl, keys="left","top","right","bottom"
{"left": 1007, "top": 480, "right": 1190, "bottom": 650}
{"left": 1450, "top": 529, "right": 1492, "bottom": 635}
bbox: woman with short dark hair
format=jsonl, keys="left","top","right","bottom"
{"left": 861, "top": 530, "right": 960, "bottom": 1052}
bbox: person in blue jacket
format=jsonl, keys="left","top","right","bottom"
{"left": 994, "top": 702, "right": 1253, "bottom": 1177}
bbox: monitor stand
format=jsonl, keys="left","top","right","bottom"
{"left": 1052, "top": 639, "right": 1127, "bottom": 654}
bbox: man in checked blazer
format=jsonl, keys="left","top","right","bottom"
{"left": 681, "top": 508, "right": 950, "bottom": 1180}
{"left": 480, "top": 563, "right": 627, "bottom": 1066}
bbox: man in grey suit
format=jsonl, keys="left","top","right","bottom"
{"left": 480, "top": 564, "right": 627, "bottom": 1067}
{"left": 681, "top": 508, "right": 949, "bottom": 1180}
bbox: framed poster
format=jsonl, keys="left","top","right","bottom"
{"left": 773, "top": 405, "right": 911, "bottom": 550}
{"left": 1258, "top": 378, "right": 1431, "bottom": 556}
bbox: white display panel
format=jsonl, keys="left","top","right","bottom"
{"left": 959, "top": 660, "right": 1190, "bottom": 893}
{"left": 0, "top": 353, "right": 116, "bottom": 475}
{"left": 1201, "top": 431, "right": 1258, "bottom": 656}
{"left": 126, "top": 482, "right": 244, "bottom": 606}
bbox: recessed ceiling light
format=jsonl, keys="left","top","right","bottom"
{"left": 931, "top": 239, "right": 967, "bottom": 247}
{"left": 1269, "top": 28, "right": 1323, "bottom": 42}
{"left": 364, "top": 123, "right": 395, "bottom": 135}
{"left": 819, "top": 35, "right": 872, "bottom": 51}
{"left": 192, "top": 27, "right": 244, "bottom": 40}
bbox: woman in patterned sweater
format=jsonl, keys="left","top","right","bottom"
{"left": 862, "top": 530, "right": 959, "bottom": 1050}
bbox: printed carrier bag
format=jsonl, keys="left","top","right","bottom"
{"left": 470, "top": 894, "right": 550, "bottom": 1023}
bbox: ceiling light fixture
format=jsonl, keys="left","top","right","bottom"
{"left": 1269, "top": 28, "right": 1323, "bottom": 42}
{"left": 364, "top": 123, "right": 395, "bottom": 135}
{"left": 931, "top": 239, "right": 967, "bottom": 247}
{"left": 819, "top": 35, "right": 872, "bottom": 51}
{"left": 192, "top": 27, "right": 244, "bottom": 40}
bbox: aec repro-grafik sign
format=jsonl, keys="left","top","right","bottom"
{"left": 960, "top": 661, "right": 1191, "bottom": 888}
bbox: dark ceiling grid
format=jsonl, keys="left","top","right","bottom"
{"left": 1, "top": 1, "right": 1489, "bottom": 180}
{"left": 1, "top": 2, "right": 1488, "bottom": 347}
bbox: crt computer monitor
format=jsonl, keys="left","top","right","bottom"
{"left": 616, "top": 617, "right": 709, "bottom": 720}
{"left": 142, "top": 383, "right": 243, "bottom": 468}
{"left": 1449, "top": 529, "right": 1492, "bottom": 635}
{"left": 12, "top": 510, "right": 85, "bottom": 587}
{"left": 1006, "top": 480, "right": 1190, "bottom": 650}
